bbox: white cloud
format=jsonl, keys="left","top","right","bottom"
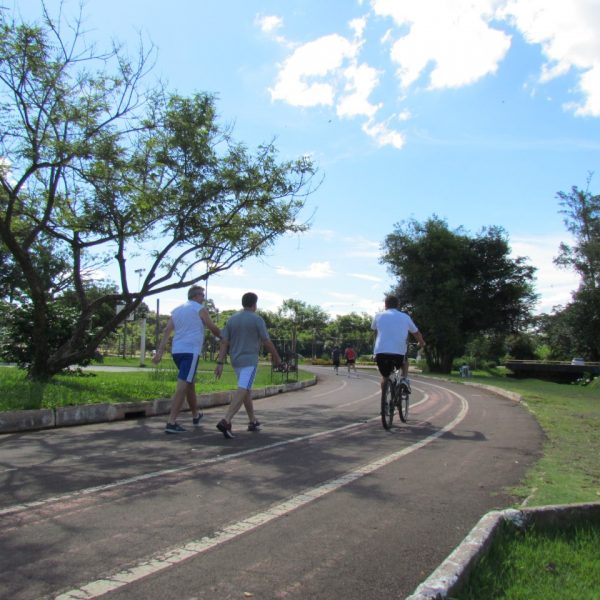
{"left": 208, "top": 284, "right": 285, "bottom": 312}
{"left": 349, "top": 16, "right": 368, "bottom": 38}
{"left": 323, "top": 292, "right": 381, "bottom": 317}
{"left": 350, "top": 273, "right": 382, "bottom": 282}
{"left": 343, "top": 235, "right": 382, "bottom": 258}
{"left": 372, "top": 0, "right": 511, "bottom": 90}
{"left": 337, "top": 62, "right": 382, "bottom": 119}
{"left": 266, "top": 0, "right": 600, "bottom": 150}
{"left": 362, "top": 117, "right": 406, "bottom": 148}
{"left": 255, "top": 14, "right": 283, "bottom": 34}
{"left": 276, "top": 261, "right": 334, "bottom": 278}
{"left": 500, "top": 0, "right": 600, "bottom": 116}
{"left": 269, "top": 34, "right": 360, "bottom": 108}
{"left": 511, "top": 234, "right": 580, "bottom": 313}
{"left": 268, "top": 17, "right": 388, "bottom": 133}
{"left": 307, "top": 228, "right": 337, "bottom": 241}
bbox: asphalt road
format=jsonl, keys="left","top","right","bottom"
{"left": 0, "top": 367, "right": 543, "bottom": 600}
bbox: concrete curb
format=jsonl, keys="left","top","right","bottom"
{"left": 406, "top": 502, "right": 600, "bottom": 600}
{"left": 0, "top": 376, "right": 316, "bottom": 434}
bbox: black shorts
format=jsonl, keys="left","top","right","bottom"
{"left": 375, "top": 353, "right": 405, "bottom": 378}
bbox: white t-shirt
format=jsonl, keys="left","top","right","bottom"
{"left": 171, "top": 300, "right": 205, "bottom": 354}
{"left": 371, "top": 309, "right": 418, "bottom": 355}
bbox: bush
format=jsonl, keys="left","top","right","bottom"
{"left": 310, "top": 358, "right": 330, "bottom": 365}
{"left": 416, "top": 359, "right": 429, "bottom": 372}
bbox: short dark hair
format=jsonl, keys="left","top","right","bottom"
{"left": 384, "top": 295, "right": 399, "bottom": 309}
{"left": 242, "top": 292, "right": 258, "bottom": 308}
{"left": 188, "top": 285, "right": 205, "bottom": 300}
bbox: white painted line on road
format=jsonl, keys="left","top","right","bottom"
{"left": 310, "top": 380, "right": 348, "bottom": 398}
{"left": 0, "top": 418, "right": 376, "bottom": 518}
{"left": 54, "top": 387, "right": 469, "bottom": 600}
{"left": 334, "top": 390, "right": 379, "bottom": 408}
{"left": 1, "top": 387, "right": 431, "bottom": 517}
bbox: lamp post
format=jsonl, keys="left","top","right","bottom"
{"left": 134, "top": 268, "right": 147, "bottom": 366}
{"left": 134, "top": 268, "right": 145, "bottom": 295}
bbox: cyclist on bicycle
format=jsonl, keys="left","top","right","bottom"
{"left": 371, "top": 295, "right": 425, "bottom": 393}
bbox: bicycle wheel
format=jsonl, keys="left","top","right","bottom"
{"left": 381, "top": 378, "right": 395, "bottom": 430}
{"left": 398, "top": 383, "right": 410, "bottom": 423}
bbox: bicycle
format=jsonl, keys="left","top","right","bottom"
{"left": 381, "top": 367, "right": 410, "bottom": 430}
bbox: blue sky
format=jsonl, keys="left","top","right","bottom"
{"left": 13, "top": 0, "right": 600, "bottom": 317}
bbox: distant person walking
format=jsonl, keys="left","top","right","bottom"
{"left": 331, "top": 346, "right": 341, "bottom": 374}
{"left": 214, "top": 292, "right": 282, "bottom": 439}
{"left": 344, "top": 344, "right": 358, "bottom": 377}
{"left": 153, "top": 285, "right": 221, "bottom": 434}
{"left": 371, "top": 295, "right": 425, "bottom": 393}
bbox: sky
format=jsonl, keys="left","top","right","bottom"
{"left": 12, "top": 0, "right": 600, "bottom": 318}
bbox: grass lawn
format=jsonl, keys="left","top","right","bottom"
{"left": 425, "top": 370, "right": 600, "bottom": 599}
{"left": 0, "top": 358, "right": 313, "bottom": 411}
{"left": 454, "top": 516, "right": 600, "bottom": 600}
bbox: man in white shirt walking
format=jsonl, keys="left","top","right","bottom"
{"left": 153, "top": 285, "right": 221, "bottom": 433}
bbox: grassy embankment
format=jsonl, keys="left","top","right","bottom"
{"left": 0, "top": 356, "right": 312, "bottom": 411}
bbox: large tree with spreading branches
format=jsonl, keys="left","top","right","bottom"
{"left": 0, "top": 6, "right": 317, "bottom": 380}
{"left": 381, "top": 217, "right": 537, "bottom": 372}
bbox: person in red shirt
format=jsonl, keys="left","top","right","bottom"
{"left": 344, "top": 345, "right": 358, "bottom": 377}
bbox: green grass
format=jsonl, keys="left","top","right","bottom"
{"left": 0, "top": 360, "right": 313, "bottom": 411}
{"left": 454, "top": 518, "right": 600, "bottom": 600}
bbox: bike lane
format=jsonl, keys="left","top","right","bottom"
{"left": 0, "top": 371, "right": 542, "bottom": 599}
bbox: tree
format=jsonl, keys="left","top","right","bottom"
{"left": 541, "top": 177, "right": 600, "bottom": 361}
{"left": 325, "top": 313, "right": 374, "bottom": 356}
{"left": 539, "top": 289, "right": 600, "bottom": 361}
{"left": 381, "top": 216, "right": 537, "bottom": 372}
{"left": 277, "top": 299, "right": 329, "bottom": 357}
{"left": 555, "top": 176, "right": 600, "bottom": 290}
{"left": 539, "top": 174, "right": 600, "bottom": 361}
{"left": 0, "top": 8, "right": 317, "bottom": 380}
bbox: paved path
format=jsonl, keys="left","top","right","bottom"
{"left": 0, "top": 367, "right": 542, "bottom": 599}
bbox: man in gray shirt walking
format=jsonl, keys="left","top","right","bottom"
{"left": 214, "top": 292, "right": 282, "bottom": 438}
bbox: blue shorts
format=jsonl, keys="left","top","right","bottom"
{"left": 234, "top": 365, "right": 257, "bottom": 390}
{"left": 172, "top": 353, "right": 200, "bottom": 383}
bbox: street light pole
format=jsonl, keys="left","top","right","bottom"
{"left": 134, "top": 268, "right": 146, "bottom": 365}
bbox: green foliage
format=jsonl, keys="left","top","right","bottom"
{"left": 505, "top": 332, "right": 538, "bottom": 360}
{"left": 540, "top": 177, "right": 600, "bottom": 361}
{"left": 323, "top": 312, "right": 374, "bottom": 356}
{"left": 381, "top": 216, "right": 537, "bottom": 372}
{"left": 0, "top": 7, "right": 317, "bottom": 381}
{"left": 555, "top": 177, "right": 600, "bottom": 289}
{"left": 0, "top": 302, "right": 81, "bottom": 369}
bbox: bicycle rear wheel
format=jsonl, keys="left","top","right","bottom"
{"left": 381, "top": 378, "right": 395, "bottom": 430}
{"left": 398, "top": 384, "right": 409, "bottom": 422}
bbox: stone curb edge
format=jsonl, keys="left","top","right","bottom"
{"left": 0, "top": 376, "right": 317, "bottom": 434}
{"left": 406, "top": 502, "right": 600, "bottom": 600}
